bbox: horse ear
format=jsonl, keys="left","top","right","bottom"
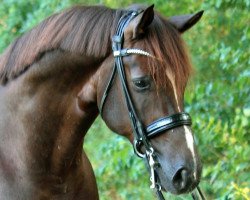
{"left": 132, "top": 4, "right": 155, "bottom": 39}
{"left": 168, "top": 10, "right": 204, "bottom": 33}
{"left": 133, "top": 4, "right": 154, "bottom": 38}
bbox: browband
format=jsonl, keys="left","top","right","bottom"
{"left": 113, "top": 48, "right": 153, "bottom": 57}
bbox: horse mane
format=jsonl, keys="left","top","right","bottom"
{"left": 142, "top": 13, "right": 193, "bottom": 99}
{"left": 0, "top": 5, "right": 124, "bottom": 84}
{"left": 0, "top": 5, "right": 192, "bottom": 97}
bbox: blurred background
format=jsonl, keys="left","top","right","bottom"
{"left": 0, "top": 0, "right": 249, "bottom": 199}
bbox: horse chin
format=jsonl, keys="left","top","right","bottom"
{"left": 158, "top": 179, "right": 200, "bottom": 196}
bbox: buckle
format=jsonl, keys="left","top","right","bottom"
{"left": 133, "top": 139, "right": 146, "bottom": 158}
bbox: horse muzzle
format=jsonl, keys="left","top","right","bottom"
{"left": 152, "top": 160, "right": 201, "bottom": 195}
{"left": 155, "top": 144, "right": 202, "bottom": 195}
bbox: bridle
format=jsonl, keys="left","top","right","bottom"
{"left": 99, "top": 9, "right": 206, "bottom": 200}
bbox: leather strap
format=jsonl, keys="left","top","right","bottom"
{"left": 146, "top": 112, "right": 192, "bottom": 138}
{"left": 98, "top": 65, "right": 116, "bottom": 115}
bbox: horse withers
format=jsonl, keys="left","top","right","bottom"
{"left": 0, "top": 4, "right": 203, "bottom": 200}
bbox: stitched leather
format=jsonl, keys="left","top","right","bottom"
{"left": 146, "top": 112, "right": 192, "bottom": 138}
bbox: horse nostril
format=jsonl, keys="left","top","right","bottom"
{"left": 172, "top": 168, "right": 189, "bottom": 191}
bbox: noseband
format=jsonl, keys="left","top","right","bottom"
{"left": 99, "top": 9, "right": 205, "bottom": 200}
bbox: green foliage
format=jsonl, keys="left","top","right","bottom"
{"left": 183, "top": 2, "right": 250, "bottom": 198}
{"left": 0, "top": 0, "right": 249, "bottom": 199}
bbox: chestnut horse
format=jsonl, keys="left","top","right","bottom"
{"left": 0, "top": 4, "right": 203, "bottom": 200}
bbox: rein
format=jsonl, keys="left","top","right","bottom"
{"left": 99, "top": 9, "right": 206, "bottom": 200}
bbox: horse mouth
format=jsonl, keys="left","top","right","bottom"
{"left": 158, "top": 180, "right": 200, "bottom": 195}
{"left": 156, "top": 166, "right": 201, "bottom": 195}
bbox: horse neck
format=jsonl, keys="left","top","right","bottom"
{"left": 2, "top": 49, "right": 104, "bottom": 177}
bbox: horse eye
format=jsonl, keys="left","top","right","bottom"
{"left": 132, "top": 77, "right": 151, "bottom": 91}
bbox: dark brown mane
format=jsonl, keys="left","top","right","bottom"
{"left": 141, "top": 13, "right": 193, "bottom": 98}
{"left": 0, "top": 5, "right": 192, "bottom": 95}
{"left": 0, "top": 5, "right": 124, "bottom": 84}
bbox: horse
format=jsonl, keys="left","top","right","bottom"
{"left": 0, "top": 4, "right": 204, "bottom": 200}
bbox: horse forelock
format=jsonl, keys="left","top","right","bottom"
{"left": 0, "top": 5, "right": 125, "bottom": 84}
{"left": 140, "top": 13, "right": 193, "bottom": 101}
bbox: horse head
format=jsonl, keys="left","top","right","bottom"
{"left": 97, "top": 5, "right": 203, "bottom": 195}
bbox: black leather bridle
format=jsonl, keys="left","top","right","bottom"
{"left": 99, "top": 9, "right": 206, "bottom": 200}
